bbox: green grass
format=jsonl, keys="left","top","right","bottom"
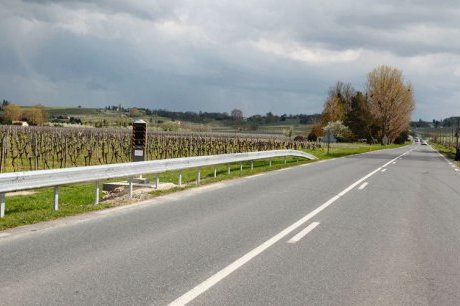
{"left": 0, "top": 143, "right": 406, "bottom": 231}
{"left": 306, "top": 142, "right": 404, "bottom": 159}
{"left": 431, "top": 142, "right": 460, "bottom": 166}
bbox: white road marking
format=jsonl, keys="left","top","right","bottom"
{"left": 0, "top": 233, "right": 10, "bottom": 238}
{"left": 288, "top": 222, "right": 320, "bottom": 243}
{"left": 245, "top": 173, "right": 265, "bottom": 178}
{"left": 276, "top": 168, "right": 291, "bottom": 172}
{"left": 455, "top": 169, "right": 459, "bottom": 172}
{"left": 167, "top": 148, "right": 413, "bottom": 306}
{"left": 381, "top": 168, "right": 387, "bottom": 173}
{"left": 358, "top": 182, "right": 369, "bottom": 190}
{"left": 392, "top": 162, "right": 397, "bottom": 164}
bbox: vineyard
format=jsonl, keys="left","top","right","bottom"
{"left": 417, "top": 128, "right": 459, "bottom": 149}
{"left": 0, "top": 126, "right": 320, "bottom": 173}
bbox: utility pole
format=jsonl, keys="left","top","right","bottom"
{"left": 456, "top": 118, "right": 460, "bottom": 161}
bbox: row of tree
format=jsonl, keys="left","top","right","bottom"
{"left": 1, "top": 103, "right": 48, "bottom": 125}
{"left": 312, "top": 65, "right": 415, "bottom": 144}
{"left": 105, "top": 105, "right": 321, "bottom": 126}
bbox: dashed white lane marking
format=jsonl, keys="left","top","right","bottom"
{"left": 167, "top": 148, "right": 413, "bottom": 306}
{"left": 288, "top": 222, "right": 320, "bottom": 244}
{"left": 245, "top": 173, "right": 264, "bottom": 178}
{"left": 276, "top": 168, "right": 291, "bottom": 172}
{"left": 381, "top": 169, "right": 387, "bottom": 173}
{"left": 358, "top": 182, "right": 368, "bottom": 190}
{"left": 392, "top": 162, "right": 397, "bottom": 164}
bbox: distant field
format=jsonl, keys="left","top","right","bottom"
{"left": 45, "top": 107, "right": 101, "bottom": 116}
{"left": 43, "top": 107, "right": 315, "bottom": 135}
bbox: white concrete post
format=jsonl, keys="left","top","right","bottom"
{"left": 197, "top": 168, "right": 201, "bottom": 185}
{"left": 214, "top": 167, "right": 217, "bottom": 178}
{"left": 240, "top": 162, "right": 243, "bottom": 173}
{"left": 251, "top": 161, "right": 253, "bottom": 170}
{"left": 269, "top": 160, "right": 272, "bottom": 167}
{"left": 155, "top": 175, "right": 160, "bottom": 189}
{"left": 95, "top": 181, "right": 100, "bottom": 205}
{"left": 0, "top": 193, "right": 5, "bottom": 218}
{"left": 54, "top": 186, "right": 59, "bottom": 211}
{"left": 128, "top": 178, "right": 133, "bottom": 199}
{"left": 228, "top": 165, "right": 231, "bottom": 174}
{"left": 178, "top": 172, "right": 182, "bottom": 187}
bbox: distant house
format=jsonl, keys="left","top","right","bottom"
{"left": 12, "top": 121, "right": 29, "bottom": 127}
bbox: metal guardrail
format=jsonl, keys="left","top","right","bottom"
{"left": 0, "top": 150, "right": 316, "bottom": 218}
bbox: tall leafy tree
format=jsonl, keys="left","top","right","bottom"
{"left": 344, "top": 91, "right": 372, "bottom": 140}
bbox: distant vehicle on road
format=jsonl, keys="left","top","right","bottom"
{"left": 414, "top": 137, "right": 419, "bottom": 142}
{"left": 421, "top": 140, "right": 428, "bottom": 145}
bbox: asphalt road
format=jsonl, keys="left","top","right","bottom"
{"left": 1, "top": 143, "right": 460, "bottom": 305}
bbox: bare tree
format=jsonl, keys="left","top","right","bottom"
{"left": 366, "top": 65, "right": 414, "bottom": 143}
{"left": 328, "top": 81, "right": 355, "bottom": 113}
{"left": 321, "top": 81, "right": 355, "bottom": 126}
{"left": 231, "top": 109, "right": 243, "bottom": 121}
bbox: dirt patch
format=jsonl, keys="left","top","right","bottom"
{"left": 6, "top": 191, "right": 37, "bottom": 197}
{"left": 102, "top": 182, "right": 185, "bottom": 205}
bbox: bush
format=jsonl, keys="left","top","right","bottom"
{"left": 394, "top": 131, "right": 409, "bottom": 144}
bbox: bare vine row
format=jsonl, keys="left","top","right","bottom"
{"left": 0, "top": 126, "right": 320, "bottom": 172}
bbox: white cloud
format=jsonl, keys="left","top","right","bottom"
{"left": 251, "top": 39, "right": 362, "bottom": 64}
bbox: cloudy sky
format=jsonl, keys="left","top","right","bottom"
{"left": 1, "top": 0, "right": 459, "bottom": 120}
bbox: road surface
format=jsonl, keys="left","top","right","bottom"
{"left": 1, "top": 143, "right": 460, "bottom": 305}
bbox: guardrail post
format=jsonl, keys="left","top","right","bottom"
{"left": 54, "top": 186, "right": 59, "bottom": 211}
{"left": 95, "top": 181, "right": 100, "bottom": 205}
{"left": 155, "top": 175, "right": 160, "bottom": 189}
{"left": 178, "top": 172, "right": 182, "bottom": 187}
{"left": 128, "top": 178, "right": 133, "bottom": 199}
{"left": 197, "top": 168, "right": 201, "bottom": 185}
{"left": 0, "top": 193, "right": 5, "bottom": 218}
{"left": 214, "top": 167, "right": 217, "bottom": 178}
{"left": 251, "top": 161, "right": 253, "bottom": 170}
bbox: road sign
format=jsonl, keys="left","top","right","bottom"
{"left": 382, "top": 135, "right": 389, "bottom": 145}
{"left": 323, "top": 130, "right": 336, "bottom": 143}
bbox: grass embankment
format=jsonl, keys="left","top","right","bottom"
{"left": 431, "top": 143, "right": 460, "bottom": 166}
{"left": 0, "top": 143, "right": 405, "bottom": 231}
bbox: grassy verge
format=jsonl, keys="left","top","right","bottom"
{"left": 0, "top": 143, "right": 406, "bottom": 231}
{"left": 430, "top": 142, "right": 460, "bottom": 166}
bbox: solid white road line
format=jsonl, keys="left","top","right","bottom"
{"left": 288, "top": 222, "right": 320, "bottom": 243}
{"left": 167, "top": 148, "right": 413, "bottom": 306}
{"left": 392, "top": 162, "right": 397, "bottom": 164}
{"left": 381, "top": 168, "right": 387, "bottom": 173}
{"left": 358, "top": 182, "right": 368, "bottom": 190}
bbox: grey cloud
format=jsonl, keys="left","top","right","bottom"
{"left": 1, "top": 0, "right": 459, "bottom": 119}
